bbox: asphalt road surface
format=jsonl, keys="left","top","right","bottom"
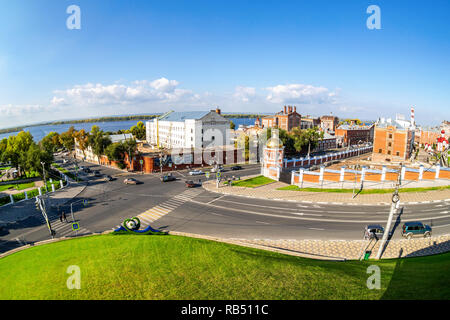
{"left": 1, "top": 157, "right": 449, "bottom": 254}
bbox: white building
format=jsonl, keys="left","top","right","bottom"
{"left": 146, "top": 109, "right": 231, "bottom": 149}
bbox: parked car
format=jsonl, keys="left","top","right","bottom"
{"left": 83, "top": 167, "right": 92, "bottom": 173}
{"left": 231, "top": 165, "right": 242, "bottom": 171}
{"left": 104, "top": 175, "right": 114, "bottom": 181}
{"left": 364, "top": 224, "right": 385, "bottom": 240}
{"left": 402, "top": 221, "right": 432, "bottom": 239}
{"left": 160, "top": 173, "right": 176, "bottom": 182}
{"left": 93, "top": 170, "right": 102, "bottom": 177}
{"left": 123, "top": 178, "right": 139, "bottom": 185}
{"left": 185, "top": 180, "right": 201, "bottom": 188}
{"left": 189, "top": 170, "right": 203, "bottom": 176}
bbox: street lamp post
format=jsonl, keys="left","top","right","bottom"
{"left": 41, "top": 161, "right": 48, "bottom": 192}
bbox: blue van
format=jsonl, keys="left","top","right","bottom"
{"left": 402, "top": 222, "right": 432, "bottom": 239}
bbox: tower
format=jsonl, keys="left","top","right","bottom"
{"left": 262, "top": 130, "right": 284, "bottom": 180}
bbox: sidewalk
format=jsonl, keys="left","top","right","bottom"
{"left": 203, "top": 177, "right": 450, "bottom": 205}
{"left": 0, "top": 182, "right": 87, "bottom": 226}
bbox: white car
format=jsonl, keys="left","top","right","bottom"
{"left": 189, "top": 170, "right": 203, "bottom": 176}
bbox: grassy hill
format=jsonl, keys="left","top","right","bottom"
{"left": 0, "top": 234, "right": 449, "bottom": 300}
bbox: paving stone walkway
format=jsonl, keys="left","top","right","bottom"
{"left": 203, "top": 177, "right": 450, "bottom": 205}
{"left": 233, "top": 234, "right": 450, "bottom": 260}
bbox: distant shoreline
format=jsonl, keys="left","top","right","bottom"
{"left": 0, "top": 113, "right": 263, "bottom": 134}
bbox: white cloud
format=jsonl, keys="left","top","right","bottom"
{"left": 265, "top": 84, "right": 337, "bottom": 105}
{"left": 51, "top": 77, "right": 195, "bottom": 107}
{"left": 233, "top": 86, "right": 256, "bottom": 103}
{"left": 0, "top": 104, "right": 47, "bottom": 116}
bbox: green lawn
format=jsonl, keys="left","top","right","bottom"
{"left": 277, "top": 184, "right": 450, "bottom": 194}
{"left": 0, "top": 234, "right": 449, "bottom": 300}
{"left": 230, "top": 175, "right": 275, "bottom": 188}
{"left": 0, "top": 182, "right": 36, "bottom": 192}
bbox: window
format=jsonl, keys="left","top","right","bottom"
{"left": 387, "top": 150, "right": 391, "bottom": 155}
{"left": 388, "top": 142, "right": 392, "bottom": 147}
{"left": 378, "top": 149, "right": 382, "bottom": 153}
{"left": 389, "top": 134, "right": 393, "bottom": 139}
{"left": 396, "top": 151, "right": 400, "bottom": 156}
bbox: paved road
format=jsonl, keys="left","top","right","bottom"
{"left": 1, "top": 157, "right": 449, "bottom": 254}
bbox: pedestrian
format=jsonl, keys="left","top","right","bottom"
{"left": 59, "top": 211, "right": 63, "bottom": 223}
{"left": 62, "top": 211, "right": 68, "bottom": 223}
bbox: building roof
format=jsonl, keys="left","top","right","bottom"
{"left": 159, "top": 111, "right": 211, "bottom": 122}
{"left": 337, "top": 124, "right": 373, "bottom": 130}
{"left": 109, "top": 133, "right": 134, "bottom": 143}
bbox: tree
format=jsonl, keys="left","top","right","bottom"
{"left": 88, "top": 126, "right": 112, "bottom": 163}
{"left": 75, "top": 129, "right": 90, "bottom": 157}
{"left": 2, "top": 131, "right": 34, "bottom": 172}
{"left": 21, "top": 142, "right": 53, "bottom": 176}
{"left": 59, "top": 126, "right": 77, "bottom": 151}
{"left": 291, "top": 127, "right": 324, "bottom": 154}
{"left": 230, "top": 121, "right": 236, "bottom": 130}
{"left": 40, "top": 132, "right": 62, "bottom": 154}
{"left": 105, "top": 143, "right": 125, "bottom": 161}
{"left": 130, "top": 121, "right": 146, "bottom": 140}
{"left": 0, "top": 138, "right": 7, "bottom": 162}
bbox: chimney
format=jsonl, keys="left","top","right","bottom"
{"left": 288, "top": 106, "right": 292, "bottom": 113}
{"left": 215, "top": 107, "right": 221, "bottom": 115}
{"left": 294, "top": 106, "right": 296, "bottom": 113}
{"left": 284, "top": 106, "right": 287, "bottom": 114}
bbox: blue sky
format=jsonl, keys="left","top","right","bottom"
{"left": 0, "top": 0, "right": 449, "bottom": 128}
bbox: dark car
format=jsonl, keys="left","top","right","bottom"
{"left": 93, "top": 170, "right": 102, "bottom": 177}
{"left": 185, "top": 180, "right": 201, "bottom": 188}
{"left": 231, "top": 165, "right": 242, "bottom": 171}
{"left": 402, "top": 221, "right": 432, "bottom": 239}
{"left": 83, "top": 167, "right": 92, "bottom": 173}
{"left": 104, "top": 175, "right": 114, "bottom": 181}
{"left": 160, "top": 173, "right": 176, "bottom": 182}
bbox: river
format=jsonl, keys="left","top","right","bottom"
{"left": 0, "top": 117, "right": 257, "bottom": 142}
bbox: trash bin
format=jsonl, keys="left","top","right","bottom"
{"left": 364, "top": 250, "right": 371, "bottom": 261}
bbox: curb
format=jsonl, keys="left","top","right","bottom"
{"left": 202, "top": 183, "right": 450, "bottom": 206}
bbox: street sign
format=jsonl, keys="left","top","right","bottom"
{"left": 205, "top": 172, "right": 210, "bottom": 179}
{"left": 140, "top": 160, "right": 143, "bottom": 165}
{"left": 72, "top": 222, "right": 80, "bottom": 231}
{"left": 83, "top": 199, "right": 88, "bottom": 206}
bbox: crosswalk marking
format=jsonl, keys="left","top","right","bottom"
{"left": 114, "top": 188, "right": 203, "bottom": 230}
{"left": 36, "top": 214, "right": 91, "bottom": 238}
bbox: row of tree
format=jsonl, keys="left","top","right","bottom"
{"left": 0, "top": 131, "right": 53, "bottom": 177}
{"left": 0, "top": 121, "right": 145, "bottom": 177}
{"left": 235, "top": 127, "right": 324, "bottom": 160}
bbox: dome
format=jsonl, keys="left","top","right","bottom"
{"left": 266, "top": 137, "right": 283, "bottom": 148}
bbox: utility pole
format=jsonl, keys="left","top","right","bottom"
{"left": 41, "top": 161, "right": 48, "bottom": 192}
{"left": 36, "top": 196, "right": 55, "bottom": 238}
{"left": 375, "top": 163, "right": 402, "bottom": 260}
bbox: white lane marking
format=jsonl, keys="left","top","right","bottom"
{"left": 208, "top": 195, "right": 226, "bottom": 204}
{"left": 308, "top": 228, "right": 325, "bottom": 231}
{"left": 255, "top": 221, "right": 270, "bottom": 225}
{"left": 433, "top": 224, "right": 450, "bottom": 228}
{"left": 189, "top": 199, "right": 450, "bottom": 224}
{"left": 289, "top": 212, "right": 323, "bottom": 217}
{"left": 214, "top": 198, "right": 325, "bottom": 213}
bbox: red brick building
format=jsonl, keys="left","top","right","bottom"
{"left": 372, "top": 124, "right": 415, "bottom": 163}
{"left": 335, "top": 124, "right": 375, "bottom": 147}
{"left": 261, "top": 106, "right": 301, "bottom": 132}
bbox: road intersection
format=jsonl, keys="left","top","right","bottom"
{"left": 1, "top": 157, "right": 449, "bottom": 255}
